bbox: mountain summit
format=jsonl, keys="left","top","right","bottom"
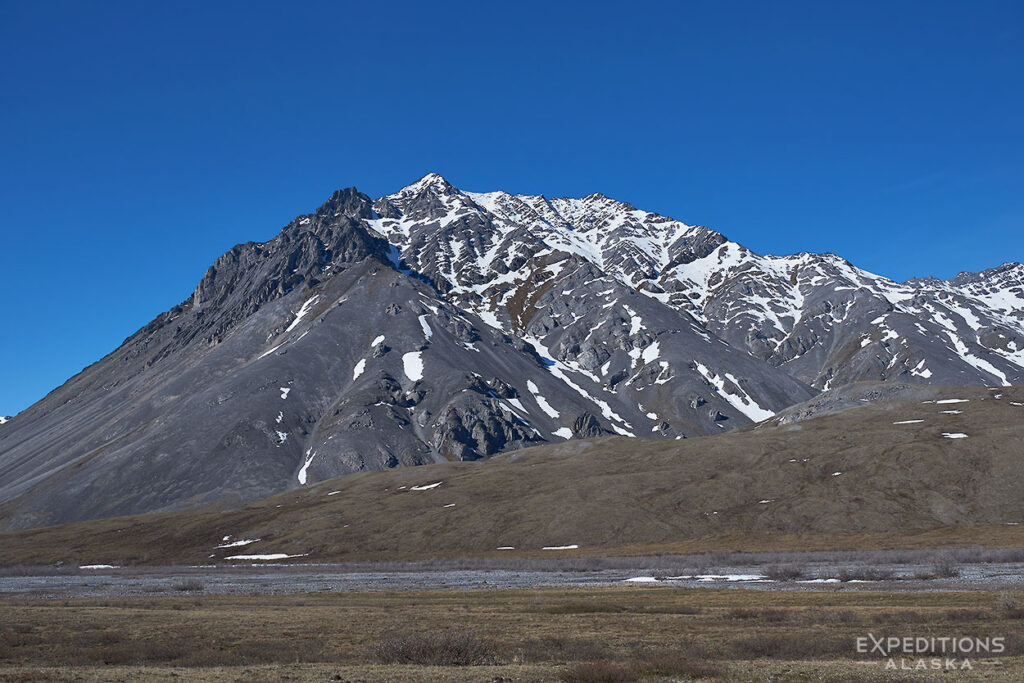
{"left": 1, "top": 175, "right": 1022, "bottom": 530}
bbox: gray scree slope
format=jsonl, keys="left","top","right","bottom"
{"left": 1, "top": 174, "right": 1022, "bottom": 530}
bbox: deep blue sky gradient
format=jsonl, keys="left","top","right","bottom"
{"left": 1, "top": 0, "right": 1022, "bottom": 415}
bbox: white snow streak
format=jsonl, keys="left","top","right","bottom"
{"left": 526, "top": 380, "right": 560, "bottom": 418}
{"left": 297, "top": 449, "right": 316, "bottom": 485}
{"left": 216, "top": 538, "right": 261, "bottom": 549}
{"left": 693, "top": 362, "right": 774, "bottom": 422}
{"left": 418, "top": 315, "right": 433, "bottom": 340}
{"left": 285, "top": 295, "right": 319, "bottom": 333}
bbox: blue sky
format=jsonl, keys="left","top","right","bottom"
{"left": 1, "top": 0, "right": 1021, "bottom": 416}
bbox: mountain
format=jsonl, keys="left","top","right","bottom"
{"left": 2, "top": 384, "right": 1021, "bottom": 566}
{"left": 372, "top": 174, "right": 1024, "bottom": 391}
{"left": 1, "top": 174, "right": 1021, "bottom": 531}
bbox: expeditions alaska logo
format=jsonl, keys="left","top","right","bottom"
{"left": 857, "top": 634, "right": 1005, "bottom": 670}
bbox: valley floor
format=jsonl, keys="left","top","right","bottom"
{"left": 4, "top": 583, "right": 1024, "bottom": 681}
{"left": 6, "top": 546, "right": 1024, "bottom": 598}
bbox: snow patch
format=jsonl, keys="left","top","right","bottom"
{"left": 410, "top": 481, "right": 442, "bottom": 491}
{"left": 258, "top": 342, "right": 285, "bottom": 359}
{"left": 402, "top": 351, "right": 424, "bottom": 381}
{"left": 216, "top": 538, "right": 260, "bottom": 549}
{"left": 297, "top": 449, "right": 317, "bottom": 485}
{"left": 694, "top": 574, "right": 765, "bottom": 582}
{"left": 418, "top": 315, "right": 433, "bottom": 340}
{"left": 640, "top": 341, "right": 661, "bottom": 365}
{"left": 693, "top": 362, "right": 774, "bottom": 422}
{"left": 353, "top": 358, "right": 366, "bottom": 380}
{"left": 285, "top": 295, "right": 319, "bottom": 333}
{"left": 526, "top": 380, "right": 560, "bottom": 419}
{"left": 910, "top": 359, "right": 932, "bottom": 379}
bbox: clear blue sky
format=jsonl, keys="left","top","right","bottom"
{"left": 1, "top": 0, "right": 1021, "bottom": 416}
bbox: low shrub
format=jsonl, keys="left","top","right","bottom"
{"left": 728, "top": 632, "right": 848, "bottom": 659}
{"left": 542, "top": 602, "right": 624, "bottom": 614}
{"left": 727, "top": 607, "right": 789, "bottom": 622}
{"left": 519, "top": 636, "right": 610, "bottom": 663}
{"left": 372, "top": 629, "right": 493, "bottom": 666}
{"left": 930, "top": 554, "right": 961, "bottom": 578}
{"left": 763, "top": 564, "right": 804, "bottom": 581}
{"left": 558, "top": 660, "right": 638, "bottom": 683}
{"left": 637, "top": 649, "right": 723, "bottom": 679}
{"left": 836, "top": 566, "right": 895, "bottom": 582}
{"left": 997, "top": 592, "right": 1024, "bottom": 619}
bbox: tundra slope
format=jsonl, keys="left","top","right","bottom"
{"left": 1, "top": 174, "right": 1022, "bottom": 530}
{"left": 0, "top": 385, "right": 1021, "bottom": 566}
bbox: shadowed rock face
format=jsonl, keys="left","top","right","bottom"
{"left": 1, "top": 174, "right": 1021, "bottom": 531}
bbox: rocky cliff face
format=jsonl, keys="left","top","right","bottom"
{"left": 1, "top": 174, "right": 1020, "bottom": 530}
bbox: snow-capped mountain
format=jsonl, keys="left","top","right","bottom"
{"left": 0, "top": 174, "right": 1020, "bottom": 530}
{"left": 374, "top": 174, "right": 1024, "bottom": 391}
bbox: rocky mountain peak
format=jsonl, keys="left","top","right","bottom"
{"left": 312, "top": 187, "right": 374, "bottom": 222}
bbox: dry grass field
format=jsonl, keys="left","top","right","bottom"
{"left": 3, "top": 586, "right": 1024, "bottom": 681}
